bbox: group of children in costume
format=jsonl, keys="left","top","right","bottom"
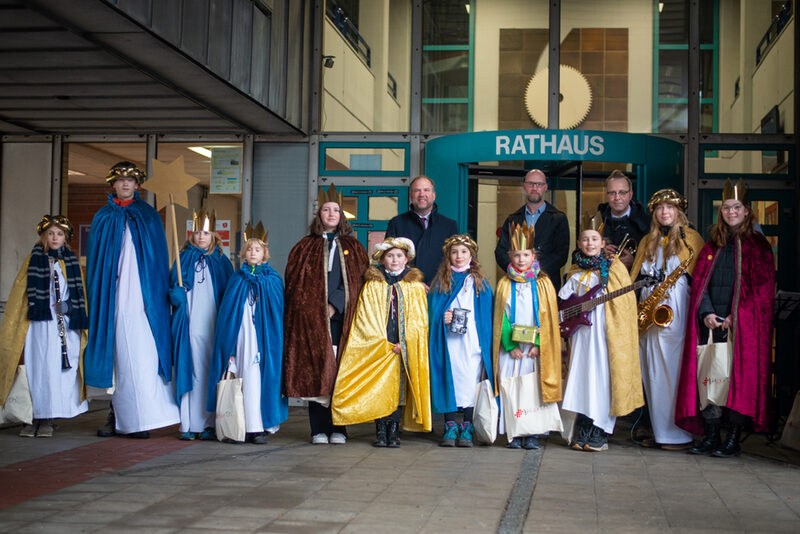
{"left": 1, "top": 168, "right": 646, "bottom": 454}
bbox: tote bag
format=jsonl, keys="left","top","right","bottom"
{"left": 0, "top": 365, "right": 33, "bottom": 424}
{"left": 500, "top": 359, "right": 563, "bottom": 439}
{"left": 696, "top": 328, "right": 733, "bottom": 410}
{"left": 215, "top": 371, "right": 246, "bottom": 443}
{"left": 472, "top": 378, "right": 499, "bottom": 444}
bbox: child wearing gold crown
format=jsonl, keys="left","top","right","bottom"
{"left": 331, "top": 237, "right": 432, "bottom": 447}
{"left": 429, "top": 234, "right": 494, "bottom": 447}
{"left": 493, "top": 222, "right": 563, "bottom": 449}
{"left": 170, "top": 209, "right": 233, "bottom": 440}
{"left": 0, "top": 215, "right": 89, "bottom": 437}
{"left": 206, "top": 224, "right": 288, "bottom": 444}
{"left": 559, "top": 214, "right": 642, "bottom": 452}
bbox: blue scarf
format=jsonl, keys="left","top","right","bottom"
{"left": 206, "top": 263, "right": 288, "bottom": 429}
{"left": 84, "top": 193, "right": 172, "bottom": 388}
{"left": 171, "top": 245, "right": 234, "bottom": 403}
{"left": 428, "top": 271, "right": 494, "bottom": 414}
{"left": 26, "top": 244, "right": 88, "bottom": 329}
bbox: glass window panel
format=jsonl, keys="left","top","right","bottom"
{"left": 422, "top": 0, "right": 470, "bottom": 46}
{"left": 700, "top": 0, "right": 715, "bottom": 44}
{"left": 700, "top": 49, "right": 714, "bottom": 99}
{"left": 368, "top": 196, "right": 398, "bottom": 220}
{"left": 657, "top": 103, "right": 687, "bottom": 133}
{"left": 700, "top": 102, "right": 714, "bottom": 133}
{"left": 323, "top": 147, "right": 406, "bottom": 172}
{"left": 423, "top": 50, "right": 469, "bottom": 99}
{"left": 752, "top": 200, "right": 779, "bottom": 226}
{"left": 422, "top": 102, "right": 468, "bottom": 133}
{"left": 703, "top": 150, "right": 789, "bottom": 174}
{"left": 342, "top": 196, "right": 358, "bottom": 219}
{"left": 658, "top": 50, "right": 688, "bottom": 99}
{"left": 368, "top": 230, "right": 386, "bottom": 253}
{"left": 658, "top": 0, "right": 689, "bottom": 45}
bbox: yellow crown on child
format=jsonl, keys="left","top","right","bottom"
{"left": 243, "top": 221, "right": 268, "bottom": 244}
{"left": 510, "top": 222, "right": 535, "bottom": 251}
{"left": 192, "top": 208, "right": 216, "bottom": 233}
{"left": 580, "top": 212, "right": 604, "bottom": 234}
{"left": 722, "top": 178, "right": 749, "bottom": 205}
{"left": 318, "top": 184, "right": 342, "bottom": 206}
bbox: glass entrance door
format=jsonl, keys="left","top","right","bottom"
{"left": 338, "top": 185, "right": 408, "bottom": 252}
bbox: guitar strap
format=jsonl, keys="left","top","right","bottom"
{"left": 510, "top": 280, "right": 540, "bottom": 328}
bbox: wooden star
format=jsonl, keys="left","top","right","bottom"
{"left": 142, "top": 155, "right": 199, "bottom": 210}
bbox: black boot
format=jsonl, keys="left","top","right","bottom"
{"left": 712, "top": 424, "right": 742, "bottom": 458}
{"left": 387, "top": 420, "right": 400, "bottom": 448}
{"left": 97, "top": 408, "right": 116, "bottom": 437}
{"left": 688, "top": 419, "right": 721, "bottom": 455}
{"left": 373, "top": 420, "right": 387, "bottom": 447}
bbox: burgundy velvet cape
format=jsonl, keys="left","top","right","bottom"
{"left": 283, "top": 234, "right": 369, "bottom": 397}
{"left": 675, "top": 232, "right": 774, "bottom": 434}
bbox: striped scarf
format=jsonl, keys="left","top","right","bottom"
{"left": 26, "top": 243, "right": 89, "bottom": 329}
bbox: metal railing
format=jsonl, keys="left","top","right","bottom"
{"left": 756, "top": 1, "right": 793, "bottom": 66}
{"left": 387, "top": 72, "right": 397, "bottom": 99}
{"left": 326, "top": 0, "right": 371, "bottom": 68}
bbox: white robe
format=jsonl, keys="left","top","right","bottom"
{"left": 228, "top": 299, "right": 279, "bottom": 435}
{"left": 559, "top": 270, "right": 616, "bottom": 434}
{"left": 24, "top": 261, "right": 88, "bottom": 419}
{"left": 112, "top": 224, "right": 180, "bottom": 434}
{"left": 445, "top": 275, "right": 483, "bottom": 408}
{"left": 497, "top": 280, "right": 561, "bottom": 437}
{"left": 638, "top": 247, "right": 694, "bottom": 444}
{"left": 179, "top": 259, "right": 217, "bottom": 433}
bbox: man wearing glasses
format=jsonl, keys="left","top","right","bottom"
{"left": 495, "top": 169, "right": 570, "bottom": 290}
{"left": 598, "top": 169, "right": 650, "bottom": 271}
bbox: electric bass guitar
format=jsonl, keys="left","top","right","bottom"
{"left": 558, "top": 275, "right": 658, "bottom": 338}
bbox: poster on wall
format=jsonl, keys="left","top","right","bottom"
{"left": 210, "top": 148, "right": 242, "bottom": 194}
{"left": 185, "top": 219, "right": 231, "bottom": 259}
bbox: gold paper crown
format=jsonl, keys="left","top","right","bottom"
{"left": 722, "top": 178, "right": 749, "bottom": 205}
{"left": 106, "top": 161, "right": 146, "bottom": 184}
{"left": 36, "top": 214, "right": 74, "bottom": 241}
{"left": 580, "top": 212, "right": 604, "bottom": 233}
{"left": 192, "top": 208, "right": 216, "bottom": 233}
{"left": 510, "top": 222, "right": 535, "bottom": 251}
{"left": 243, "top": 221, "right": 268, "bottom": 244}
{"left": 318, "top": 184, "right": 342, "bottom": 206}
{"left": 443, "top": 234, "right": 478, "bottom": 255}
{"left": 647, "top": 188, "right": 687, "bottom": 213}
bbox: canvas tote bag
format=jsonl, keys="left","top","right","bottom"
{"left": 215, "top": 370, "right": 246, "bottom": 442}
{"left": 500, "top": 359, "right": 563, "bottom": 438}
{"left": 0, "top": 365, "right": 33, "bottom": 424}
{"left": 696, "top": 328, "right": 733, "bottom": 410}
{"left": 472, "top": 377, "right": 499, "bottom": 444}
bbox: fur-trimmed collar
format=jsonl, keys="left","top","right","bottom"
{"left": 364, "top": 265, "right": 424, "bottom": 283}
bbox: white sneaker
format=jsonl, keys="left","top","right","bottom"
{"left": 329, "top": 432, "right": 347, "bottom": 444}
{"left": 312, "top": 433, "right": 329, "bottom": 444}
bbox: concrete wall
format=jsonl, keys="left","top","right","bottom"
{"left": 0, "top": 143, "right": 53, "bottom": 300}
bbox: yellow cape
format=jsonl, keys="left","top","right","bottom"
{"left": 331, "top": 268, "right": 432, "bottom": 432}
{"left": 0, "top": 255, "right": 87, "bottom": 406}
{"left": 492, "top": 274, "right": 562, "bottom": 403}
{"left": 565, "top": 258, "right": 643, "bottom": 416}
{"left": 631, "top": 226, "right": 705, "bottom": 279}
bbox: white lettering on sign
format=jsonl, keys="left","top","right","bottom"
{"left": 495, "top": 133, "right": 605, "bottom": 157}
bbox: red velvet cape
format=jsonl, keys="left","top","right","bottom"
{"left": 675, "top": 232, "right": 774, "bottom": 433}
{"left": 283, "top": 234, "right": 369, "bottom": 397}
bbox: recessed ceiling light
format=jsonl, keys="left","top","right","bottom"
{"left": 188, "top": 146, "right": 212, "bottom": 158}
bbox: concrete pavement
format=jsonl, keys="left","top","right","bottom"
{"left": 1, "top": 404, "right": 799, "bottom": 533}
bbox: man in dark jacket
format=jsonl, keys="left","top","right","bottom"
{"left": 495, "top": 169, "right": 570, "bottom": 291}
{"left": 598, "top": 169, "right": 650, "bottom": 271}
{"left": 385, "top": 175, "right": 458, "bottom": 284}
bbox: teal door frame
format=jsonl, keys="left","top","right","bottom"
{"left": 338, "top": 185, "right": 409, "bottom": 250}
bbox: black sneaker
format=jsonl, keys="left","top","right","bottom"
{"left": 97, "top": 410, "right": 116, "bottom": 437}
{"left": 507, "top": 437, "right": 522, "bottom": 449}
{"left": 572, "top": 417, "right": 591, "bottom": 450}
{"left": 583, "top": 425, "right": 608, "bottom": 452}
{"left": 251, "top": 432, "right": 269, "bottom": 445}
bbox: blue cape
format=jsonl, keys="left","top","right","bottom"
{"left": 206, "top": 263, "right": 288, "bottom": 428}
{"left": 84, "top": 193, "right": 172, "bottom": 388}
{"left": 428, "top": 272, "right": 494, "bottom": 414}
{"left": 171, "top": 246, "right": 233, "bottom": 403}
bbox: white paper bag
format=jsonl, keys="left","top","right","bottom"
{"left": 0, "top": 365, "right": 33, "bottom": 424}
{"left": 472, "top": 379, "right": 499, "bottom": 444}
{"left": 696, "top": 329, "right": 733, "bottom": 409}
{"left": 215, "top": 371, "right": 245, "bottom": 442}
{"left": 500, "top": 359, "right": 563, "bottom": 439}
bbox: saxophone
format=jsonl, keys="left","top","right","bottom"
{"left": 637, "top": 226, "right": 694, "bottom": 332}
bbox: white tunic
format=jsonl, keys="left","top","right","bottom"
{"left": 24, "top": 261, "right": 88, "bottom": 419}
{"left": 497, "top": 280, "right": 560, "bottom": 437}
{"left": 445, "top": 275, "right": 483, "bottom": 408}
{"left": 179, "top": 258, "right": 217, "bottom": 433}
{"left": 638, "top": 246, "right": 693, "bottom": 444}
{"left": 559, "top": 270, "right": 616, "bottom": 434}
{"left": 113, "top": 224, "right": 180, "bottom": 434}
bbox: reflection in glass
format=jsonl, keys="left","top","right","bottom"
{"left": 324, "top": 148, "right": 406, "bottom": 172}
{"left": 423, "top": 0, "right": 470, "bottom": 46}
{"left": 368, "top": 230, "right": 387, "bottom": 253}
{"left": 657, "top": 103, "right": 688, "bottom": 133}
{"left": 342, "top": 196, "right": 358, "bottom": 220}
{"left": 752, "top": 200, "right": 779, "bottom": 226}
{"left": 658, "top": 50, "right": 688, "bottom": 99}
{"left": 368, "top": 196, "right": 399, "bottom": 220}
{"left": 423, "top": 50, "right": 469, "bottom": 99}
{"left": 422, "top": 102, "right": 468, "bottom": 133}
